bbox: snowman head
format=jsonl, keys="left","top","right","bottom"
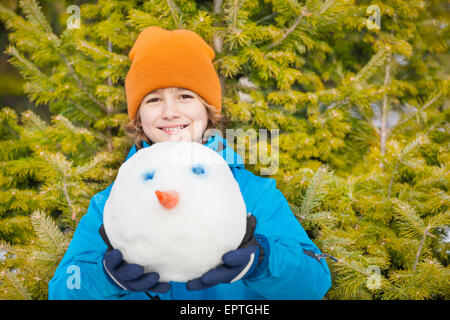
{"left": 113, "top": 141, "right": 235, "bottom": 214}
{"left": 103, "top": 141, "right": 247, "bottom": 282}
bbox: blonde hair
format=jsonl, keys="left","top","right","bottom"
{"left": 124, "top": 95, "right": 225, "bottom": 149}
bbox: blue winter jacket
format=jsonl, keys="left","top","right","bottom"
{"left": 48, "top": 134, "right": 332, "bottom": 300}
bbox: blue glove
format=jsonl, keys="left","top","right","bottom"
{"left": 186, "top": 214, "right": 268, "bottom": 290}
{"left": 99, "top": 225, "right": 170, "bottom": 293}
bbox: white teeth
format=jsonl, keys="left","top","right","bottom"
{"left": 161, "top": 125, "right": 187, "bottom": 132}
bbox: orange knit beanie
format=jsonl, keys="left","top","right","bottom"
{"left": 125, "top": 26, "right": 222, "bottom": 120}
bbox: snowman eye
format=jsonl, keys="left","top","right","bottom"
{"left": 143, "top": 171, "right": 155, "bottom": 181}
{"left": 192, "top": 165, "right": 205, "bottom": 175}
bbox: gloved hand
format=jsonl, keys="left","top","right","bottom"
{"left": 186, "top": 213, "right": 268, "bottom": 290}
{"left": 99, "top": 225, "right": 170, "bottom": 293}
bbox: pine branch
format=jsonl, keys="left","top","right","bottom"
{"left": 21, "top": 110, "right": 48, "bottom": 132}
{"left": 20, "top": 0, "right": 52, "bottom": 34}
{"left": 5, "top": 45, "right": 46, "bottom": 79}
{"left": 37, "top": 151, "right": 71, "bottom": 177}
{"left": 61, "top": 176, "right": 76, "bottom": 221}
{"left": 75, "top": 152, "right": 108, "bottom": 176}
{"left": 392, "top": 91, "right": 443, "bottom": 133}
{"left": 353, "top": 48, "right": 391, "bottom": 84}
{"left": 53, "top": 114, "right": 88, "bottom": 136}
{"left": 426, "top": 210, "right": 450, "bottom": 231}
{"left": 78, "top": 40, "right": 128, "bottom": 63}
{"left": 255, "top": 12, "right": 278, "bottom": 24}
{"left": 67, "top": 98, "right": 100, "bottom": 122}
{"left": 315, "top": 0, "right": 335, "bottom": 17}
{"left": 36, "top": 151, "right": 78, "bottom": 220}
{"left": 394, "top": 201, "right": 426, "bottom": 239}
{"left": 380, "top": 56, "right": 391, "bottom": 171}
{"left": 59, "top": 52, "right": 108, "bottom": 114}
{"left": 387, "top": 132, "right": 430, "bottom": 199}
{"left": 0, "top": 108, "right": 21, "bottom": 139}
{"left": 413, "top": 227, "right": 429, "bottom": 272}
{"left": 293, "top": 207, "right": 337, "bottom": 229}
{"left": 267, "top": 12, "right": 305, "bottom": 49}
{"left": 330, "top": 252, "right": 387, "bottom": 298}
{"left": 105, "top": 39, "right": 114, "bottom": 152}
{"left": 232, "top": 0, "right": 239, "bottom": 30}
{"left": 30, "top": 211, "right": 68, "bottom": 253}
{"left": 18, "top": 0, "right": 108, "bottom": 114}
{"left": 1, "top": 270, "right": 32, "bottom": 299}
{"left": 213, "top": 0, "right": 225, "bottom": 90}
{"left": 387, "top": 161, "right": 398, "bottom": 199}
{"left": 392, "top": 202, "right": 444, "bottom": 272}
{"left": 267, "top": 0, "right": 338, "bottom": 49}
{"left": 166, "top": 0, "right": 184, "bottom": 29}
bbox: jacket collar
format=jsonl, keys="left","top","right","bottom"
{"left": 124, "top": 133, "right": 245, "bottom": 169}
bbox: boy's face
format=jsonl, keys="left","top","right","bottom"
{"left": 139, "top": 87, "right": 209, "bottom": 144}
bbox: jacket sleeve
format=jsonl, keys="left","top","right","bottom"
{"left": 239, "top": 171, "right": 332, "bottom": 300}
{"left": 48, "top": 184, "right": 129, "bottom": 300}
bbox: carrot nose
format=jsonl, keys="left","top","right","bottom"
{"left": 155, "top": 190, "right": 179, "bottom": 209}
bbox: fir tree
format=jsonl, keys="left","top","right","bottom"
{"left": 0, "top": 0, "right": 448, "bottom": 300}
{"left": 0, "top": 210, "right": 70, "bottom": 299}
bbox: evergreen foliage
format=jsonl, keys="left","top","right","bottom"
{"left": 0, "top": 0, "right": 448, "bottom": 299}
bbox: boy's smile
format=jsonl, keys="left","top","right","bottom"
{"left": 139, "top": 87, "right": 209, "bottom": 143}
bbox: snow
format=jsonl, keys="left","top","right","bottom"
{"left": 103, "top": 141, "right": 247, "bottom": 282}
